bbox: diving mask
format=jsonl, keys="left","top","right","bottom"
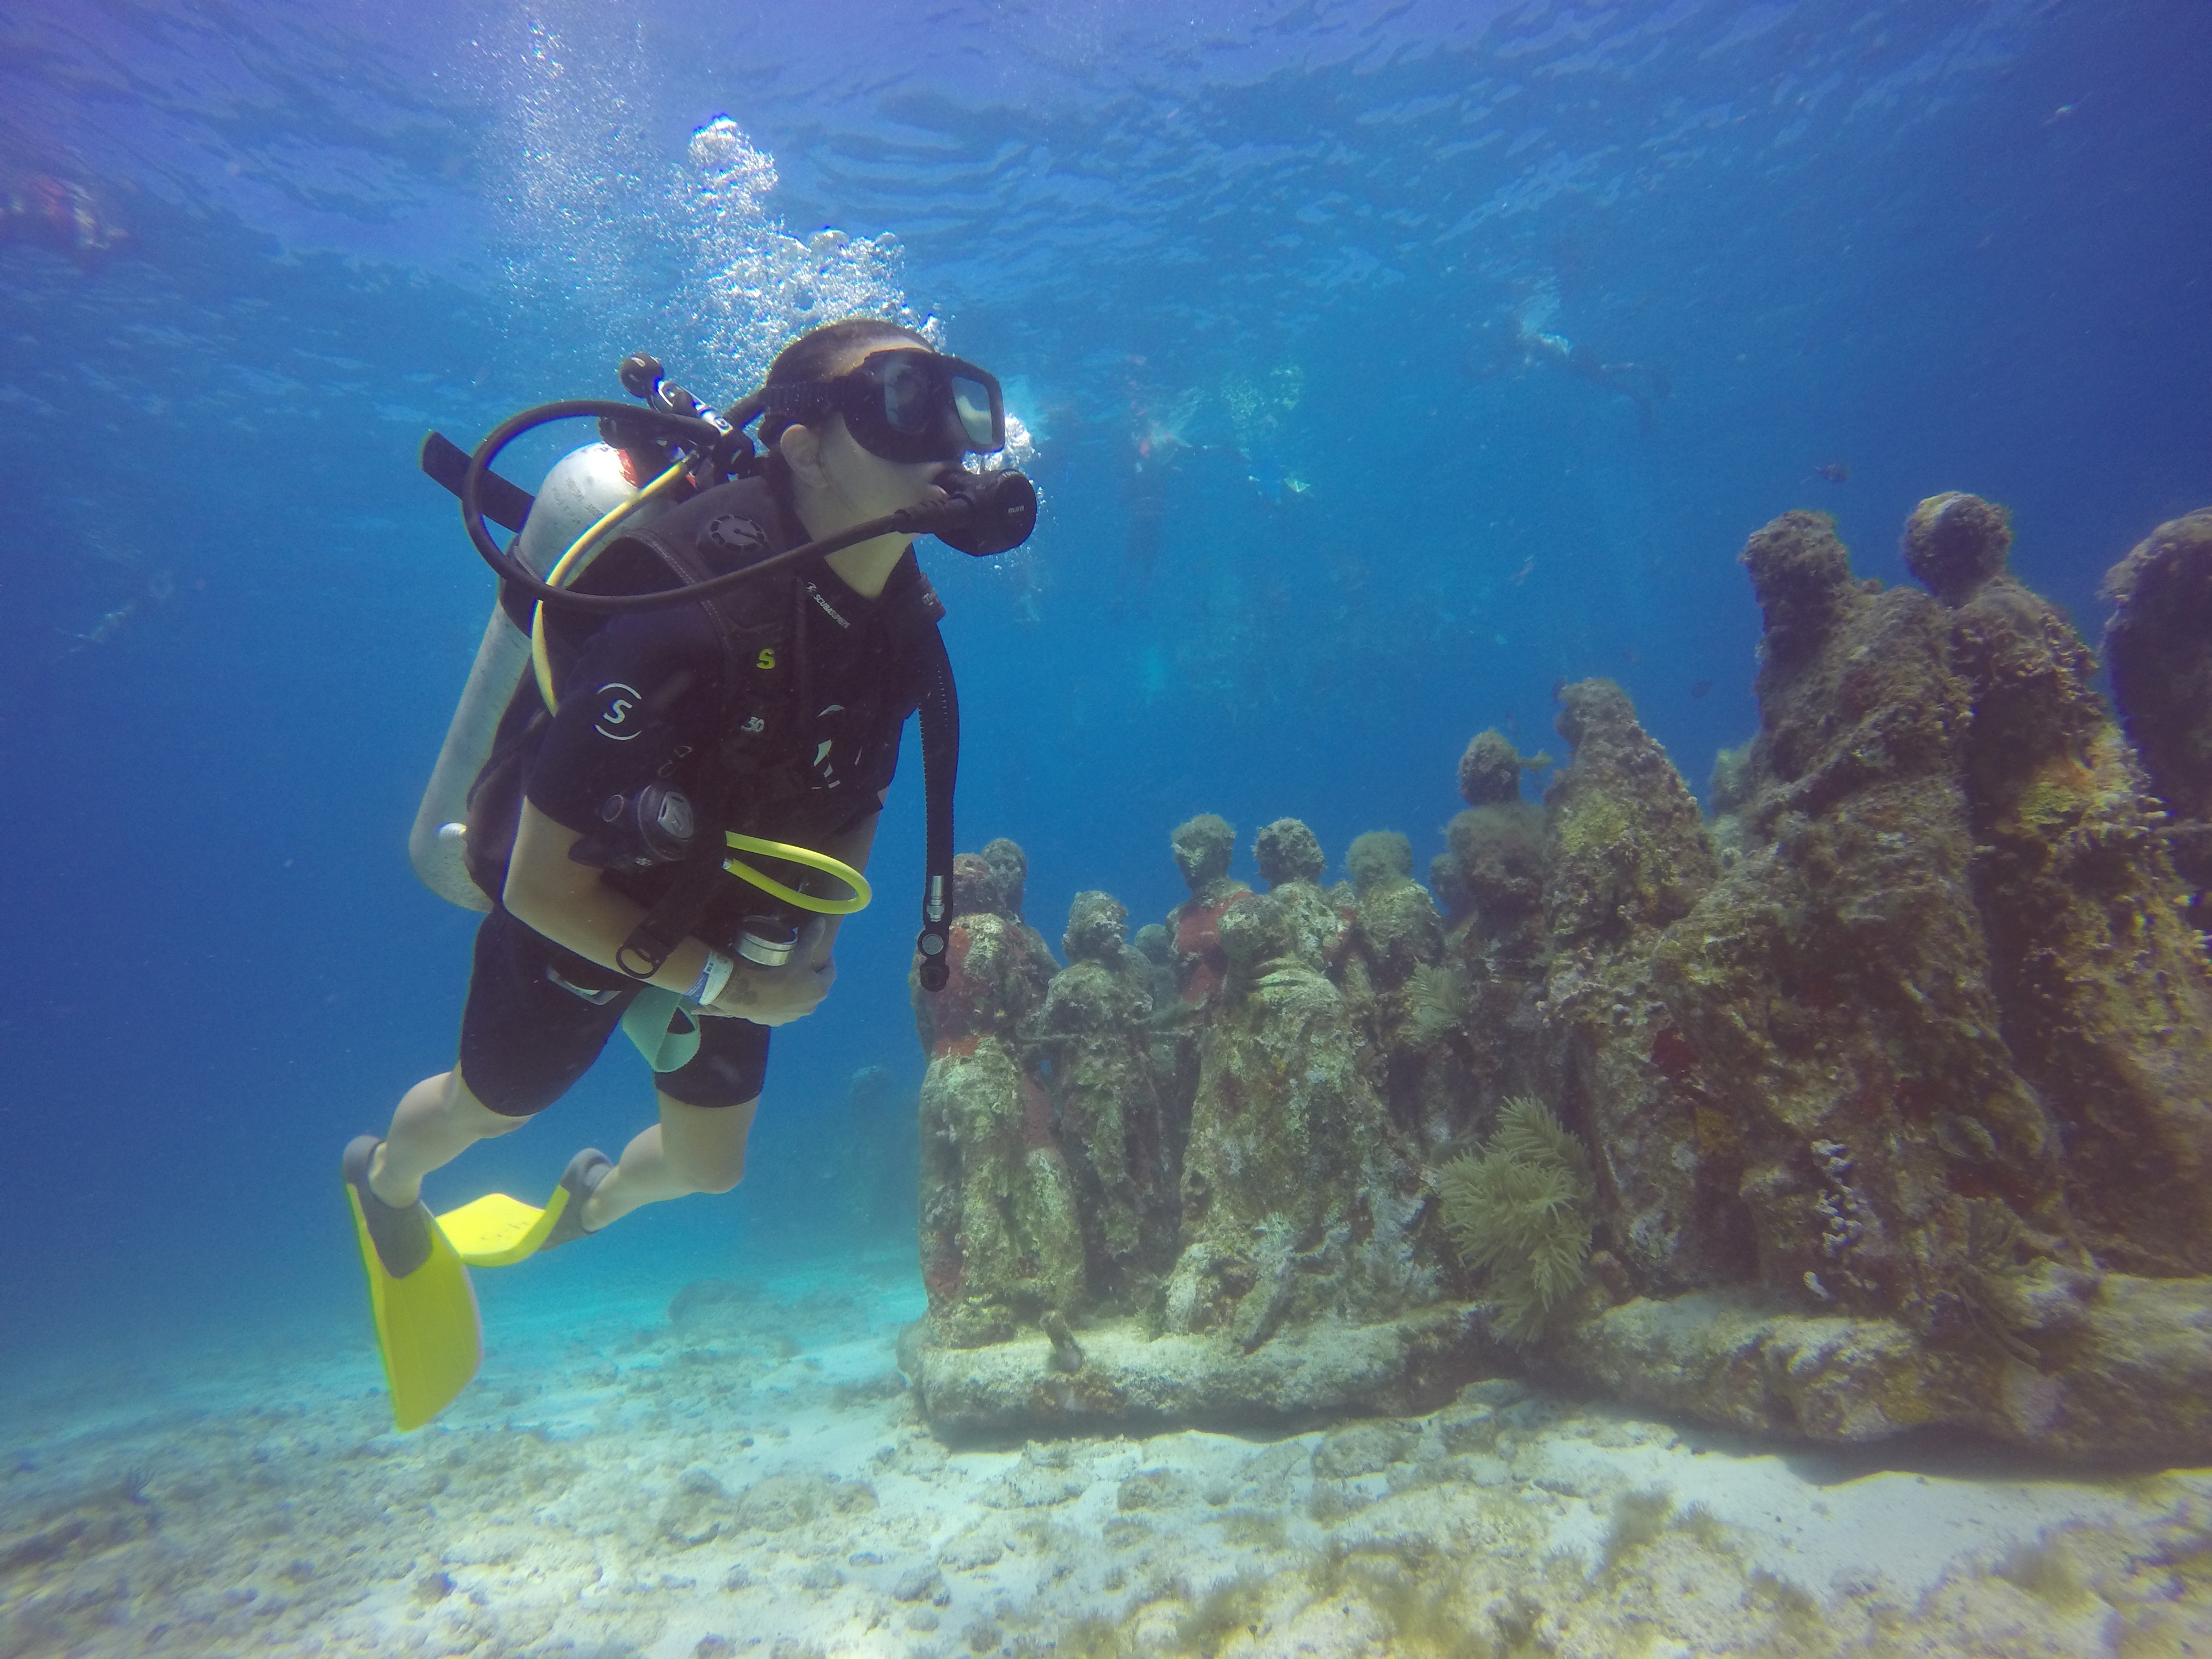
{"left": 764, "top": 348, "right": 1005, "bottom": 465}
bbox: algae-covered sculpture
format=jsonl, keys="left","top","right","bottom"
{"left": 1907, "top": 493, "right": 2212, "bottom": 1276}
{"left": 1344, "top": 829, "right": 1413, "bottom": 896}
{"left": 1170, "top": 812, "right": 1239, "bottom": 895}
{"left": 1457, "top": 729, "right": 1526, "bottom": 806}
{"left": 1536, "top": 677, "right": 1734, "bottom": 1295}
{"left": 1244, "top": 817, "right": 1353, "bottom": 977}
{"left": 1166, "top": 813, "right": 1253, "bottom": 1004}
{"left": 1253, "top": 817, "right": 1327, "bottom": 888}
{"left": 1443, "top": 731, "right": 1553, "bottom": 936}
{"left": 2103, "top": 507, "right": 2212, "bottom": 936}
{"left": 912, "top": 846, "right": 1083, "bottom": 1348}
{"left": 1433, "top": 1097, "right": 1595, "bottom": 1344}
{"left": 1340, "top": 830, "right": 1442, "bottom": 997}
{"left": 1428, "top": 851, "right": 1476, "bottom": 926}
{"left": 1441, "top": 802, "right": 1546, "bottom": 935}
{"left": 906, "top": 495, "right": 2212, "bottom": 1463}
{"left": 1036, "top": 890, "right": 1180, "bottom": 1306}
{"left": 1165, "top": 871, "right": 1423, "bottom": 1343}
{"left": 1456, "top": 728, "right": 1552, "bottom": 807}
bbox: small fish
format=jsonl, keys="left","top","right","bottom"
{"left": 1689, "top": 679, "right": 1714, "bottom": 699}
{"left": 1813, "top": 461, "right": 1850, "bottom": 483}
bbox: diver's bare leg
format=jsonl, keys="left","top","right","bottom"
{"left": 582, "top": 1094, "right": 758, "bottom": 1229}
{"left": 368, "top": 1068, "right": 525, "bottom": 1207}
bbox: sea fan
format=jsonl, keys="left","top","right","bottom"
{"left": 1406, "top": 962, "right": 1470, "bottom": 1043}
{"left": 1491, "top": 1094, "right": 1591, "bottom": 1176}
{"left": 1433, "top": 1097, "right": 1595, "bottom": 1343}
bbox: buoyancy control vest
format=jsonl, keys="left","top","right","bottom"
{"left": 426, "top": 455, "right": 959, "bottom": 990}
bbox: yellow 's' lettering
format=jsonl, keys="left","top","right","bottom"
{"left": 755, "top": 648, "right": 777, "bottom": 671}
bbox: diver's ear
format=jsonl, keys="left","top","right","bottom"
{"left": 778, "top": 422, "right": 828, "bottom": 491}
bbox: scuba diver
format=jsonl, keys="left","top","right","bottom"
{"left": 343, "top": 317, "right": 1035, "bottom": 1430}
{"left": 1, "top": 173, "right": 128, "bottom": 268}
{"left": 1463, "top": 286, "right": 1671, "bottom": 432}
{"left": 1516, "top": 322, "right": 1671, "bottom": 432}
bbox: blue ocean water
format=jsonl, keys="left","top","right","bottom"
{"left": 2, "top": 0, "right": 2210, "bottom": 1645}
{"left": 0, "top": 0, "right": 2204, "bottom": 1355}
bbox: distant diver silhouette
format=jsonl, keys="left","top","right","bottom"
{"left": 1121, "top": 379, "right": 1196, "bottom": 592}
{"left": 1549, "top": 336, "right": 1672, "bottom": 432}
{"left": 1, "top": 173, "right": 128, "bottom": 268}
{"left": 1463, "top": 290, "right": 1671, "bottom": 431}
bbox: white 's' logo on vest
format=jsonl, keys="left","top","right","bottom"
{"left": 594, "top": 682, "right": 644, "bottom": 740}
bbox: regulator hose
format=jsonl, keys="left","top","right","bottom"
{"left": 458, "top": 400, "right": 1036, "bottom": 614}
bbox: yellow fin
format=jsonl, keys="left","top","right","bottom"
{"left": 347, "top": 1189, "right": 480, "bottom": 1431}
{"left": 437, "top": 1188, "right": 571, "bottom": 1268}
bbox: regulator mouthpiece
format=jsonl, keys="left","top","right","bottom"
{"left": 928, "top": 467, "right": 1038, "bottom": 557}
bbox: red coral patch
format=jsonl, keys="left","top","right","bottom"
{"left": 927, "top": 924, "right": 987, "bottom": 1055}
{"left": 1019, "top": 1072, "right": 1058, "bottom": 1152}
{"left": 1650, "top": 1024, "right": 1700, "bottom": 1080}
{"left": 1176, "top": 891, "right": 1255, "bottom": 1004}
{"left": 921, "top": 1229, "right": 964, "bottom": 1304}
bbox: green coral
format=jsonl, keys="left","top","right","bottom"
{"left": 1433, "top": 1097, "right": 1595, "bottom": 1343}
{"left": 1553, "top": 791, "right": 1632, "bottom": 861}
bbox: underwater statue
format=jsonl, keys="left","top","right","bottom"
{"left": 2103, "top": 507, "right": 2212, "bottom": 940}
{"left": 906, "top": 492, "right": 2212, "bottom": 1462}
{"left": 912, "top": 843, "right": 1083, "bottom": 1350}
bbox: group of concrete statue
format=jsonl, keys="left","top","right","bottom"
{"left": 900, "top": 497, "right": 2212, "bottom": 1463}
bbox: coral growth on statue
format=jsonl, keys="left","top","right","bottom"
{"left": 905, "top": 494, "right": 2212, "bottom": 1460}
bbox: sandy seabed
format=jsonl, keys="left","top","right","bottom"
{"left": 6, "top": 1247, "right": 2211, "bottom": 1658}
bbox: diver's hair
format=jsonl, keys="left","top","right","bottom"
{"left": 757, "top": 317, "right": 932, "bottom": 452}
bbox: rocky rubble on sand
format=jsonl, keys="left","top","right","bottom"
{"left": 903, "top": 494, "right": 2212, "bottom": 1462}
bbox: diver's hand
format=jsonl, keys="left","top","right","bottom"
{"left": 705, "top": 954, "right": 836, "bottom": 1026}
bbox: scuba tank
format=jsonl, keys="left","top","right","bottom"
{"left": 408, "top": 442, "right": 660, "bottom": 911}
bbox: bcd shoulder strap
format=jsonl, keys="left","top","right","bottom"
{"left": 589, "top": 477, "right": 806, "bottom": 979}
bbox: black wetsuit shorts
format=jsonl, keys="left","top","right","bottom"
{"left": 457, "top": 906, "right": 769, "bottom": 1117}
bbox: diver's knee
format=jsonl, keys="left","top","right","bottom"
{"left": 448, "top": 1067, "right": 528, "bottom": 1135}
{"left": 688, "top": 1152, "right": 746, "bottom": 1196}
{"left": 660, "top": 1093, "right": 754, "bottom": 1194}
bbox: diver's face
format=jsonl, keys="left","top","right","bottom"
{"left": 817, "top": 406, "right": 947, "bottom": 514}
{"left": 785, "top": 338, "right": 948, "bottom": 526}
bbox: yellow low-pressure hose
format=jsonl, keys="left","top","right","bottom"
{"left": 723, "top": 832, "right": 872, "bottom": 914}
{"left": 529, "top": 457, "right": 691, "bottom": 712}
